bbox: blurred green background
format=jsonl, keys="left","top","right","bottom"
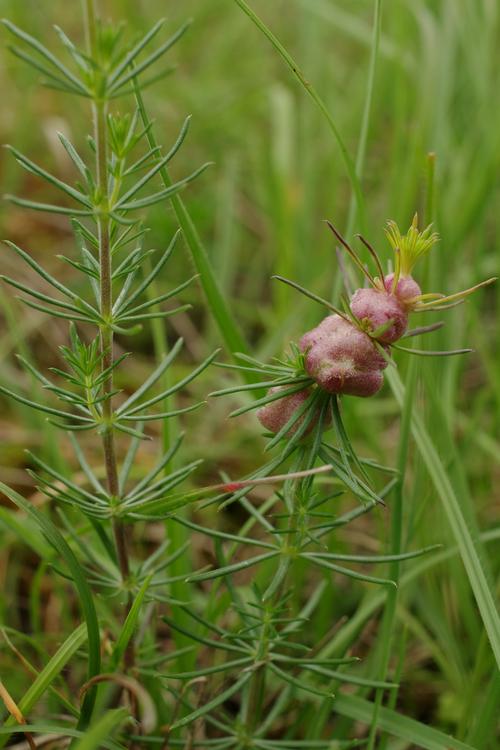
{"left": 0, "top": 0, "right": 498, "bottom": 742}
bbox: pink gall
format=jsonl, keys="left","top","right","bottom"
{"left": 257, "top": 386, "right": 318, "bottom": 436}
{"left": 350, "top": 286, "right": 408, "bottom": 343}
{"left": 300, "top": 315, "right": 387, "bottom": 397}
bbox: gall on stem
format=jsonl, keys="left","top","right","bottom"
{"left": 258, "top": 216, "right": 495, "bottom": 436}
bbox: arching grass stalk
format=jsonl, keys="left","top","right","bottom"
{"left": 232, "top": 0, "right": 365, "bottom": 226}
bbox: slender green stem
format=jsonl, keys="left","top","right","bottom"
{"left": 84, "top": 1, "right": 133, "bottom": 678}
{"left": 91, "top": 44, "right": 130, "bottom": 592}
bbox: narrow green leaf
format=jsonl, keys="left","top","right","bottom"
{"left": 299, "top": 662, "right": 396, "bottom": 689}
{"left": 0, "top": 382, "right": 93, "bottom": 421}
{"left": 117, "top": 161, "right": 212, "bottom": 211}
{"left": 68, "top": 434, "right": 106, "bottom": 495}
{"left": 162, "top": 615, "right": 248, "bottom": 655}
{"left": 229, "top": 382, "right": 314, "bottom": 418}
{"left": 5, "top": 194, "right": 92, "bottom": 215}
{"left": 170, "top": 671, "right": 252, "bottom": 730}
{"left": 268, "top": 663, "right": 334, "bottom": 699}
{"left": 272, "top": 274, "right": 347, "bottom": 319}
{"left": 27, "top": 451, "right": 105, "bottom": 505}
{"left": 391, "top": 343, "right": 473, "bottom": 357}
{"left": 3, "top": 240, "right": 78, "bottom": 300}
{"left": 211, "top": 376, "right": 310, "bottom": 398}
{"left": 57, "top": 132, "right": 94, "bottom": 185}
{"left": 119, "top": 422, "right": 164, "bottom": 496}
{"left": 117, "top": 337, "right": 183, "bottom": 415}
{"left": 2, "top": 19, "right": 88, "bottom": 92}
{"left": 174, "top": 515, "right": 278, "bottom": 551}
{"left": 123, "top": 146, "right": 162, "bottom": 176}
{"left": 185, "top": 551, "right": 279, "bottom": 583}
{"left": 109, "top": 576, "right": 152, "bottom": 671}
{"left": 115, "top": 426, "right": 142, "bottom": 495}
{"left": 302, "top": 545, "right": 439, "bottom": 564}
{"left": 117, "top": 304, "right": 190, "bottom": 322}
{"left": 114, "top": 116, "right": 191, "bottom": 208}
{"left": 53, "top": 25, "right": 92, "bottom": 72}
{"left": 19, "top": 297, "right": 94, "bottom": 322}
{"left": 121, "top": 348, "right": 218, "bottom": 417}
{"left": 0, "top": 274, "right": 94, "bottom": 317}
{"left": 107, "top": 18, "right": 166, "bottom": 87}
{"left": 6, "top": 146, "right": 91, "bottom": 206}
{"left": 124, "top": 459, "right": 202, "bottom": 505}
{"left": 161, "top": 656, "right": 252, "bottom": 680}
{"left": 119, "top": 275, "right": 196, "bottom": 316}
{"left": 109, "top": 21, "right": 191, "bottom": 93}
{"left": 7, "top": 42, "right": 86, "bottom": 96}
{"left": 307, "top": 554, "right": 396, "bottom": 587}
{"left": 0, "top": 623, "right": 87, "bottom": 747}
{"left": 120, "top": 401, "right": 204, "bottom": 421}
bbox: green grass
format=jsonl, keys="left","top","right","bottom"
{"left": 0, "top": 0, "right": 498, "bottom": 747}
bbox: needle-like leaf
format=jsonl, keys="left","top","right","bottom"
{"left": 109, "top": 21, "right": 191, "bottom": 93}
{"left": 114, "top": 116, "right": 191, "bottom": 208}
{"left": 2, "top": 19, "right": 89, "bottom": 93}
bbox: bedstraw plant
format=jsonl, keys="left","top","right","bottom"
{"left": 0, "top": 3, "right": 498, "bottom": 750}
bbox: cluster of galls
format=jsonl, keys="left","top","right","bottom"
{"left": 259, "top": 216, "right": 495, "bottom": 436}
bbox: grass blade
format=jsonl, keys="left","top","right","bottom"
{"left": 0, "top": 623, "right": 87, "bottom": 747}
{"left": 0, "top": 482, "right": 101, "bottom": 730}
{"left": 71, "top": 708, "right": 129, "bottom": 750}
